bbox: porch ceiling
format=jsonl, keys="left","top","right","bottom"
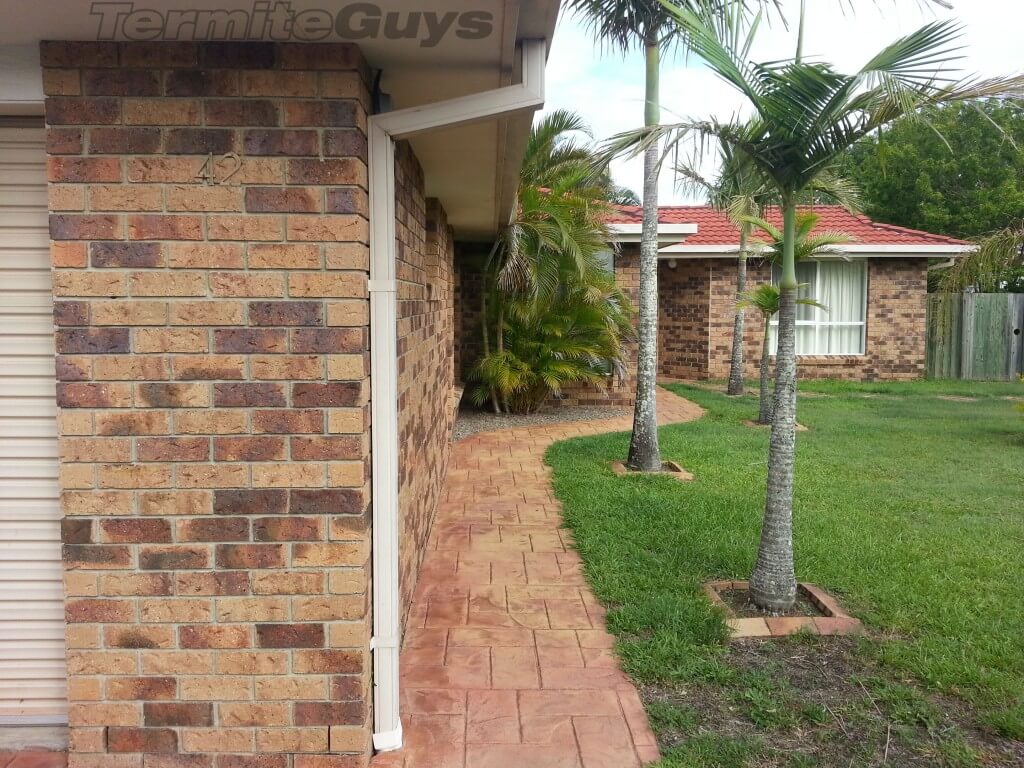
{"left": 0, "top": 0, "right": 560, "bottom": 240}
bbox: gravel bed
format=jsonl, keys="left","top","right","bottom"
{"left": 452, "top": 404, "right": 629, "bottom": 442}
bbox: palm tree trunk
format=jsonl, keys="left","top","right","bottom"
{"left": 627, "top": 37, "right": 663, "bottom": 472}
{"left": 726, "top": 228, "right": 749, "bottom": 396}
{"left": 757, "top": 315, "right": 772, "bottom": 425}
{"left": 750, "top": 202, "right": 798, "bottom": 613}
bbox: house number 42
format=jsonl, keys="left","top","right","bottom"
{"left": 197, "top": 153, "right": 243, "bottom": 185}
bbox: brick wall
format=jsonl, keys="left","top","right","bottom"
{"left": 705, "top": 258, "right": 929, "bottom": 381}
{"left": 394, "top": 144, "right": 456, "bottom": 623}
{"left": 45, "top": 41, "right": 376, "bottom": 768}
{"left": 658, "top": 259, "right": 710, "bottom": 380}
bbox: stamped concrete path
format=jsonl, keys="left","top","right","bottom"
{"left": 373, "top": 388, "right": 703, "bottom": 768}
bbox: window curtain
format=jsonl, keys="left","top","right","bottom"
{"left": 815, "top": 261, "right": 866, "bottom": 354}
{"left": 769, "top": 260, "right": 867, "bottom": 355}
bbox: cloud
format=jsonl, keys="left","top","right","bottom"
{"left": 544, "top": 0, "right": 1023, "bottom": 204}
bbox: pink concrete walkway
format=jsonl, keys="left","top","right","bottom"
{"left": 373, "top": 388, "right": 703, "bottom": 768}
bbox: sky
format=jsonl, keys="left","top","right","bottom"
{"left": 543, "top": 0, "right": 1023, "bottom": 205}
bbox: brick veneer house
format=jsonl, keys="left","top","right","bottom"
{"left": 617, "top": 206, "right": 971, "bottom": 382}
{"left": 0, "top": 3, "right": 558, "bottom": 765}
{"left": 455, "top": 205, "right": 968, "bottom": 406}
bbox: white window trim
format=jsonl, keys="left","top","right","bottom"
{"left": 770, "top": 260, "right": 869, "bottom": 357}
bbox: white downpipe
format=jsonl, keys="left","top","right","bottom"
{"left": 368, "top": 39, "right": 547, "bottom": 752}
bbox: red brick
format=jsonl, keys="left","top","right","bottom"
{"left": 243, "top": 128, "right": 320, "bottom": 156}
{"left": 216, "top": 544, "right": 285, "bottom": 569}
{"left": 244, "top": 186, "right": 318, "bottom": 213}
{"left": 292, "top": 701, "right": 362, "bottom": 725}
{"left": 56, "top": 329, "right": 130, "bottom": 355}
{"left": 48, "top": 127, "right": 84, "bottom": 154}
{"left": 214, "top": 330, "right": 287, "bottom": 354}
{"left": 212, "top": 383, "right": 286, "bottom": 409}
{"left": 63, "top": 544, "right": 132, "bottom": 570}
{"left": 54, "top": 301, "right": 88, "bottom": 326}
{"left": 107, "top": 727, "right": 178, "bottom": 753}
{"left": 50, "top": 214, "right": 120, "bottom": 240}
{"left": 41, "top": 41, "right": 118, "bottom": 68}
{"left": 137, "top": 438, "right": 210, "bottom": 462}
{"left": 294, "top": 651, "right": 364, "bottom": 676}
{"left": 66, "top": 599, "right": 134, "bottom": 623}
{"left": 89, "top": 127, "right": 161, "bottom": 154}
{"left": 253, "top": 517, "right": 322, "bottom": 542}
{"left": 290, "top": 436, "right": 361, "bottom": 461}
{"left": 128, "top": 215, "right": 203, "bottom": 241}
{"left": 139, "top": 546, "right": 209, "bottom": 571}
{"left": 91, "top": 243, "right": 164, "bottom": 268}
{"left": 325, "top": 187, "right": 367, "bottom": 215}
{"left": 292, "top": 383, "right": 362, "bottom": 408}
{"left": 323, "top": 130, "right": 367, "bottom": 160}
{"left": 46, "top": 97, "right": 121, "bottom": 125}
{"left": 106, "top": 677, "right": 177, "bottom": 700}
{"left": 213, "top": 490, "right": 287, "bottom": 516}
{"left": 255, "top": 623, "right": 324, "bottom": 648}
{"left": 252, "top": 410, "right": 323, "bottom": 434}
{"left": 179, "top": 625, "right": 250, "bottom": 649}
{"left": 204, "top": 100, "right": 279, "bottom": 126}
{"left": 289, "top": 490, "right": 365, "bottom": 516}
{"left": 177, "top": 517, "right": 250, "bottom": 543}
{"left": 62, "top": 519, "right": 93, "bottom": 545}
{"left": 176, "top": 572, "right": 250, "bottom": 596}
{"left": 121, "top": 42, "right": 198, "bottom": 68}
{"left": 82, "top": 70, "right": 160, "bottom": 97}
{"left": 165, "top": 129, "right": 235, "bottom": 155}
{"left": 144, "top": 703, "right": 213, "bottom": 727}
{"left": 249, "top": 302, "right": 323, "bottom": 327}
{"left": 165, "top": 70, "right": 240, "bottom": 97}
{"left": 290, "top": 329, "right": 364, "bottom": 354}
{"left": 287, "top": 159, "right": 365, "bottom": 186}
{"left": 57, "top": 383, "right": 132, "bottom": 409}
{"left": 213, "top": 436, "right": 286, "bottom": 462}
{"left": 100, "top": 519, "right": 173, "bottom": 544}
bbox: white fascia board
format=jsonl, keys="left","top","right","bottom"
{"left": 367, "top": 37, "right": 546, "bottom": 754}
{"left": 608, "top": 222, "right": 698, "bottom": 243}
{"left": 658, "top": 243, "right": 974, "bottom": 257}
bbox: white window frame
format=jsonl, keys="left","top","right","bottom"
{"left": 770, "top": 259, "right": 869, "bottom": 356}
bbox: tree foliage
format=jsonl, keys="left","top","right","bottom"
{"left": 469, "top": 110, "right": 635, "bottom": 414}
{"left": 936, "top": 222, "right": 1024, "bottom": 293}
{"left": 840, "top": 100, "right": 1024, "bottom": 239}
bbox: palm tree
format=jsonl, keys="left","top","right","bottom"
{"left": 739, "top": 210, "right": 851, "bottom": 422}
{"left": 479, "top": 110, "right": 631, "bottom": 413}
{"left": 676, "top": 143, "right": 861, "bottom": 398}
{"left": 936, "top": 223, "right": 1024, "bottom": 293}
{"left": 675, "top": 140, "right": 773, "bottom": 395}
{"left": 738, "top": 284, "right": 824, "bottom": 424}
{"left": 618, "top": 6, "right": 1024, "bottom": 610}
{"left": 567, "top": 0, "right": 775, "bottom": 470}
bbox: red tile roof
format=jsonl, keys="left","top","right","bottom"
{"left": 606, "top": 205, "right": 969, "bottom": 247}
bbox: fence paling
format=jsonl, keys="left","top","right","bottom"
{"left": 926, "top": 293, "right": 1024, "bottom": 381}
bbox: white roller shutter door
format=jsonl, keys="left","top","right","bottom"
{"left": 0, "top": 126, "right": 67, "bottom": 723}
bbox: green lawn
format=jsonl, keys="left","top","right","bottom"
{"left": 546, "top": 380, "right": 1024, "bottom": 767}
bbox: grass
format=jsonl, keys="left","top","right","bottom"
{"left": 545, "top": 380, "right": 1024, "bottom": 766}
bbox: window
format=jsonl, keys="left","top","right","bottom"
{"left": 595, "top": 248, "right": 615, "bottom": 274}
{"left": 770, "top": 260, "right": 867, "bottom": 356}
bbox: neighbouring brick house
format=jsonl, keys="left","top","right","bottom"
{"left": 0, "top": 4, "right": 558, "bottom": 766}
{"left": 625, "top": 205, "right": 971, "bottom": 382}
{"left": 455, "top": 206, "right": 969, "bottom": 405}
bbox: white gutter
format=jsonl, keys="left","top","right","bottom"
{"left": 367, "top": 38, "right": 547, "bottom": 753}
